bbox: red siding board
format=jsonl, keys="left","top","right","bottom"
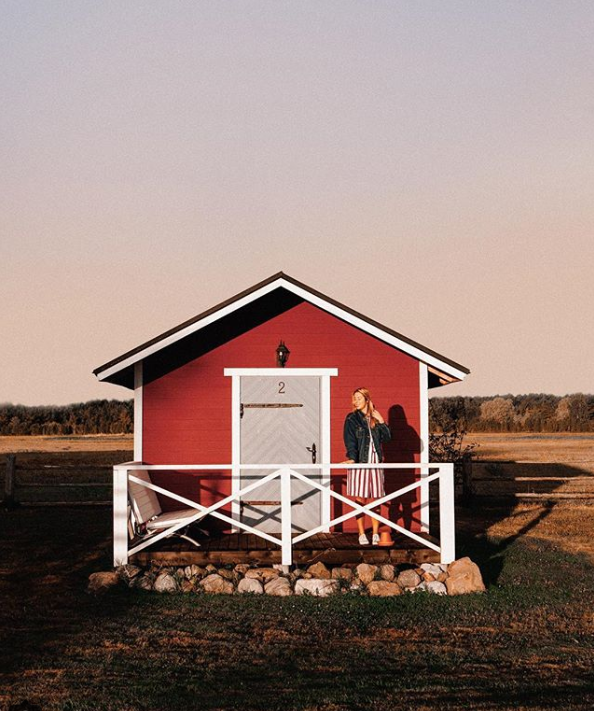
{"left": 143, "top": 302, "right": 423, "bottom": 533}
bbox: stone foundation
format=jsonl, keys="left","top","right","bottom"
{"left": 88, "top": 557, "right": 486, "bottom": 596}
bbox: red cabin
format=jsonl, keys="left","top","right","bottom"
{"left": 94, "top": 273, "right": 469, "bottom": 567}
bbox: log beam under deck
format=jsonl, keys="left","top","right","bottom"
{"left": 130, "top": 531, "right": 440, "bottom": 567}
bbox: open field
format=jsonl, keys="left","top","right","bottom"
{"left": 0, "top": 435, "right": 133, "bottom": 454}
{"left": 464, "top": 432, "right": 594, "bottom": 466}
{"left": 1, "top": 436, "right": 594, "bottom": 710}
{"left": 2, "top": 432, "right": 592, "bottom": 461}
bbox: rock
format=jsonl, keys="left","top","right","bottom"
{"left": 302, "top": 572, "right": 313, "bottom": 579}
{"left": 307, "top": 562, "right": 331, "bottom": 579}
{"left": 135, "top": 575, "right": 153, "bottom": 591}
{"left": 153, "top": 573, "right": 178, "bottom": 593}
{"left": 426, "top": 581, "right": 447, "bottom": 595}
{"left": 445, "top": 558, "right": 486, "bottom": 595}
{"left": 331, "top": 567, "right": 353, "bottom": 582}
{"left": 422, "top": 572, "right": 436, "bottom": 582}
{"left": 265, "top": 577, "right": 292, "bottom": 597}
{"left": 295, "top": 579, "right": 339, "bottom": 597}
{"left": 117, "top": 565, "right": 142, "bottom": 584}
{"left": 234, "top": 564, "right": 250, "bottom": 575}
{"left": 379, "top": 564, "right": 395, "bottom": 582}
{"left": 205, "top": 564, "right": 217, "bottom": 573}
{"left": 243, "top": 567, "right": 277, "bottom": 581}
{"left": 367, "top": 581, "right": 402, "bottom": 597}
{"left": 437, "top": 572, "right": 448, "bottom": 583}
{"left": 421, "top": 563, "right": 443, "bottom": 577}
{"left": 238, "top": 578, "right": 264, "bottom": 594}
{"left": 87, "top": 571, "right": 120, "bottom": 593}
{"left": 397, "top": 569, "right": 421, "bottom": 589}
{"left": 218, "top": 568, "right": 235, "bottom": 581}
{"left": 291, "top": 568, "right": 306, "bottom": 580}
{"left": 180, "top": 579, "right": 195, "bottom": 593}
{"left": 356, "top": 564, "right": 377, "bottom": 585}
{"left": 183, "top": 565, "right": 204, "bottom": 579}
{"left": 199, "top": 574, "right": 234, "bottom": 594}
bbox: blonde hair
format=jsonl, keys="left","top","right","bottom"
{"left": 352, "top": 387, "right": 377, "bottom": 428}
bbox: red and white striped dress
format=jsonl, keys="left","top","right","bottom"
{"left": 347, "top": 418, "right": 384, "bottom": 499}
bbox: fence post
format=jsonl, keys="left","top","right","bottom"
{"left": 280, "top": 468, "right": 293, "bottom": 566}
{"left": 462, "top": 458, "right": 473, "bottom": 505}
{"left": 3, "top": 454, "right": 18, "bottom": 510}
{"left": 113, "top": 466, "right": 129, "bottom": 567}
{"left": 439, "top": 463, "right": 456, "bottom": 564}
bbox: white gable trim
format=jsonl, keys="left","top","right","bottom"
{"left": 97, "top": 277, "right": 467, "bottom": 382}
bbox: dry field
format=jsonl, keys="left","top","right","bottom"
{"left": 464, "top": 432, "right": 594, "bottom": 467}
{"left": 2, "top": 432, "right": 592, "bottom": 461}
{"left": 0, "top": 434, "right": 133, "bottom": 454}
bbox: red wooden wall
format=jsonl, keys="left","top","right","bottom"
{"left": 142, "top": 301, "right": 423, "bottom": 532}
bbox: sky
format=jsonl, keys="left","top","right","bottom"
{"left": 1, "top": 1, "right": 593, "bottom": 406}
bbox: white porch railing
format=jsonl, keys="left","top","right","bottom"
{"left": 113, "top": 463, "right": 455, "bottom": 567}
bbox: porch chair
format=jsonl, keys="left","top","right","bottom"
{"left": 128, "top": 470, "right": 205, "bottom": 548}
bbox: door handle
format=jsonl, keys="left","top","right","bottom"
{"left": 306, "top": 443, "right": 317, "bottom": 464}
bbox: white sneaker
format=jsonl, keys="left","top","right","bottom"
{"left": 358, "top": 534, "right": 369, "bottom": 545}
{"left": 372, "top": 534, "right": 380, "bottom": 546}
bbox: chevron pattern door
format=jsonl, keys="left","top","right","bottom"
{"left": 240, "top": 376, "right": 321, "bottom": 534}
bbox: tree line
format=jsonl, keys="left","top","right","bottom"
{"left": 430, "top": 393, "right": 594, "bottom": 433}
{"left": 0, "top": 400, "right": 133, "bottom": 435}
{"left": 0, "top": 394, "right": 592, "bottom": 436}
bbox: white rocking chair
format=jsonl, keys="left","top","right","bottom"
{"left": 128, "top": 470, "right": 204, "bottom": 548}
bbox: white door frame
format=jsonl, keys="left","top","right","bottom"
{"left": 224, "top": 368, "right": 338, "bottom": 531}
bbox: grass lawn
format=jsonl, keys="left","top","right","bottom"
{"left": 2, "top": 500, "right": 594, "bottom": 711}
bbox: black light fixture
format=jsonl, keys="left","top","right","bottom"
{"left": 276, "top": 340, "right": 290, "bottom": 368}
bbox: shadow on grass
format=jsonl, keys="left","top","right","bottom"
{"left": 455, "top": 500, "right": 557, "bottom": 586}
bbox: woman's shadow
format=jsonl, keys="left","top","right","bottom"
{"left": 382, "top": 404, "right": 423, "bottom": 532}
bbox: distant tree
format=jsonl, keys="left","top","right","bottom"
{"left": 479, "top": 397, "right": 515, "bottom": 431}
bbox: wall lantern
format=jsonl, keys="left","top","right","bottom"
{"left": 275, "top": 340, "right": 290, "bottom": 368}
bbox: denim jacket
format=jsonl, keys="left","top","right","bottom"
{"left": 343, "top": 410, "right": 391, "bottom": 463}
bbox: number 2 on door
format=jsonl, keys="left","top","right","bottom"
{"left": 278, "top": 381, "right": 285, "bottom": 394}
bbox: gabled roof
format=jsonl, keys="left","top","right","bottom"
{"left": 93, "top": 272, "right": 470, "bottom": 389}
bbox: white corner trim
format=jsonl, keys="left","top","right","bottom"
{"left": 97, "top": 277, "right": 467, "bottom": 381}
{"left": 133, "top": 362, "right": 143, "bottom": 462}
{"left": 230, "top": 374, "right": 241, "bottom": 527}
{"left": 419, "top": 362, "right": 429, "bottom": 533}
{"left": 320, "top": 373, "right": 332, "bottom": 532}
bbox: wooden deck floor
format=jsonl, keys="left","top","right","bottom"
{"left": 131, "top": 531, "right": 440, "bottom": 566}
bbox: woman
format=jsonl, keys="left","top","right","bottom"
{"left": 343, "top": 388, "right": 391, "bottom": 545}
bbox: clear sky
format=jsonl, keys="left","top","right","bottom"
{"left": 2, "top": 1, "right": 593, "bottom": 406}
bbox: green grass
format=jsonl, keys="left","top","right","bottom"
{"left": 2, "top": 507, "right": 594, "bottom": 710}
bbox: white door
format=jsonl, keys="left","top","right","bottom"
{"left": 239, "top": 375, "right": 321, "bottom": 533}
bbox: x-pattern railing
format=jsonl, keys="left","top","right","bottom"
{"left": 113, "top": 462, "right": 455, "bottom": 566}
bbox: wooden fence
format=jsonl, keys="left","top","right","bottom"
{"left": 1, "top": 451, "right": 130, "bottom": 508}
{"left": 461, "top": 459, "right": 594, "bottom": 502}
{"left": 4, "top": 452, "right": 594, "bottom": 509}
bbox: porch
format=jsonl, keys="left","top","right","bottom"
{"left": 113, "top": 462, "right": 455, "bottom": 567}
{"left": 130, "top": 530, "right": 441, "bottom": 567}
